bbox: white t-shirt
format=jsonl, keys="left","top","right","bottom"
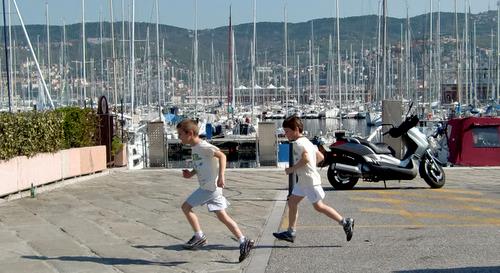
{"left": 292, "top": 136, "right": 321, "bottom": 186}
{"left": 191, "top": 140, "right": 220, "bottom": 191}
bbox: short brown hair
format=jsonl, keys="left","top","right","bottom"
{"left": 176, "top": 119, "right": 199, "bottom": 135}
{"left": 282, "top": 116, "right": 303, "bottom": 133}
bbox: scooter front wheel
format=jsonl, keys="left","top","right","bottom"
{"left": 327, "top": 166, "right": 359, "bottom": 190}
{"left": 419, "top": 154, "right": 446, "bottom": 188}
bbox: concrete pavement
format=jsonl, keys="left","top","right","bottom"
{"left": 1, "top": 167, "right": 499, "bottom": 273}
{"left": 0, "top": 168, "right": 288, "bottom": 273}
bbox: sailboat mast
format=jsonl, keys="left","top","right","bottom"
{"left": 82, "top": 0, "right": 87, "bottom": 104}
{"left": 62, "top": 20, "right": 67, "bottom": 104}
{"left": 465, "top": 0, "right": 469, "bottom": 106}
{"left": 46, "top": 2, "right": 51, "bottom": 101}
{"left": 227, "top": 5, "right": 232, "bottom": 113}
{"left": 429, "top": 0, "right": 433, "bottom": 108}
{"left": 231, "top": 30, "right": 235, "bottom": 110}
{"left": 109, "top": 0, "right": 117, "bottom": 106}
{"left": 251, "top": 0, "right": 256, "bottom": 118}
{"left": 284, "top": 1, "right": 288, "bottom": 113}
{"left": 12, "top": 0, "right": 53, "bottom": 108}
{"left": 194, "top": 0, "right": 198, "bottom": 117}
{"left": 473, "top": 21, "right": 477, "bottom": 105}
{"left": 382, "top": 0, "right": 387, "bottom": 100}
{"left": 497, "top": 0, "right": 499, "bottom": 102}
{"left": 437, "top": 0, "right": 441, "bottom": 105}
{"left": 406, "top": 3, "right": 410, "bottom": 100}
{"left": 455, "top": 0, "right": 461, "bottom": 105}
{"left": 297, "top": 54, "right": 300, "bottom": 104}
{"left": 2, "top": 0, "right": 11, "bottom": 112}
{"left": 336, "top": 0, "right": 342, "bottom": 129}
{"left": 131, "top": 0, "right": 135, "bottom": 115}
{"left": 156, "top": 0, "right": 161, "bottom": 116}
{"left": 99, "top": 9, "right": 105, "bottom": 100}
{"left": 122, "top": 0, "right": 126, "bottom": 109}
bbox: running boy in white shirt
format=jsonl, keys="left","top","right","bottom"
{"left": 273, "top": 116, "right": 354, "bottom": 243}
{"left": 176, "top": 119, "right": 254, "bottom": 262}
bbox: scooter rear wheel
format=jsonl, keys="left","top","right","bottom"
{"left": 327, "top": 167, "right": 359, "bottom": 190}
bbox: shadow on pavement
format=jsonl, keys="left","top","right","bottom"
{"left": 22, "top": 255, "right": 186, "bottom": 266}
{"left": 394, "top": 266, "right": 500, "bottom": 273}
{"left": 135, "top": 244, "right": 342, "bottom": 251}
{"left": 324, "top": 186, "right": 428, "bottom": 191}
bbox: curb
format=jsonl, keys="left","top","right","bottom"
{"left": 244, "top": 190, "right": 288, "bottom": 273}
{"left": 0, "top": 170, "right": 110, "bottom": 203}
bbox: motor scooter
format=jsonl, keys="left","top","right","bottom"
{"left": 321, "top": 104, "right": 446, "bottom": 190}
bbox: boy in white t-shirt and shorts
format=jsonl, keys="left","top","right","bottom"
{"left": 176, "top": 119, "right": 254, "bottom": 262}
{"left": 273, "top": 116, "right": 354, "bottom": 243}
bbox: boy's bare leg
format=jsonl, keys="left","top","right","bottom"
{"left": 215, "top": 210, "right": 243, "bottom": 239}
{"left": 181, "top": 202, "right": 202, "bottom": 232}
{"left": 312, "top": 200, "right": 343, "bottom": 223}
{"left": 287, "top": 195, "right": 304, "bottom": 230}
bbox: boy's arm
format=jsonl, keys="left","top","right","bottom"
{"left": 214, "top": 150, "right": 227, "bottom": 187}
{"left": 316, "top": 150, "right": 324, "bottom": 165}
{"left": 285, "top": 150, "right": 309, "bottom": 175}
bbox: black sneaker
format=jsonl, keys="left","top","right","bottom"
{"left": 182, "top": 235, "right": 207, "bottom": 250}
{"left": 238, "top": 238, "right": 255, "bottom": 263}
{"left": 343, "top": 218, "right": 354, "bottom": 242}
{"left": 272, "top": 231, "right": 295, "bottom": 243}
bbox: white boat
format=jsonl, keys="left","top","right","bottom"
{"left": 366, "top": 111, "right": 382, "bottom": 126}
{"left": 323, "top": 107, "right": 340, "bottom": 118}
{"left": 305, "top": 110, "right": 320, "bottom": 119}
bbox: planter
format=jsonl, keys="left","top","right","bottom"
{"left": 114, "top": 144, "right": 128, "bottom": 167}
{"left": 0, "top": 146, "right": 106, "bottom": 197}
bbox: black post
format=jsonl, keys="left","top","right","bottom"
{"left": 120, "top": 97, "right": 124, "bottom": 141}
{"left": 288, "top": 140, "right": 294, "bottom": 197}
{"left": 2, "top": 0, "right": 11, "bottom": 112}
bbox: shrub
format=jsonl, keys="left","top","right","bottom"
{"left": 56, "top": 107, "right": 99, "bottom": 149}
{"left": 111, "top": 135, "right": 124, "bottom": 156}
{"left": 0, "top": 107, "right": 99, "bottom": 161}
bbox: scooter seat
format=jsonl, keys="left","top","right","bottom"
{"left": 357, "top": 138, "right": 395, "bottom": 155}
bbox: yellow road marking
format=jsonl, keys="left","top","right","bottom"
{"left": 294, "top": 223, "right": 500, "bottom": 229}
{"left": 350, "top": 196, "right": 408, "bottom": 205}
{"left": 449, "top": 205, "right": 500, "bottom": 214}
{"left": 359, "top": 188, "right": 483, "bottom": 196}
{"left": 360, "top": 207, "right": 500, "bottom": 225}
{"left": 434, "top": 188, "right": 483, "bottom": 195}
{"left": 374, "top": 191, "right": 500, "bottom": 205}
{"left": 352, "top": 196, "right": 500, "bottom": 214}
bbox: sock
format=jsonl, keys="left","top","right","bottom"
{"left": 340, "top": 218, "right": 346, "bottom": 226}
{"left": 287, "top": 227, "right": 296, "bottom": 236}
{"left": 195, "top": 231, "right": 204, "bottom": 239}
{"left": 238, "top": 236, "right": 246, "bottom": 244}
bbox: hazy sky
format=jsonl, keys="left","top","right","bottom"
{"left": 9, "top": 0, "right": 494, "bottom": 29}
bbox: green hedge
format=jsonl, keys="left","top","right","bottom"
{"left": 0, "top": 107, "right": 99, "bottom": 161}
{"left": 56, "top": 107, "right": 99, "bottom": 149}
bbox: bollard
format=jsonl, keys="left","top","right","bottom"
{"left": 30, "top": 183, "right": 36, "bottom": 198}
{"left": 288, "top": 141, "right": 294, "bottom": 197}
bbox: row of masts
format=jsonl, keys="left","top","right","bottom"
{"left": 1, "top": 0, "right": 500, "bottom": 118}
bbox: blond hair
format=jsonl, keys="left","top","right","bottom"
{"left": 176, "top": 119, "right": 199, "bottom": 135}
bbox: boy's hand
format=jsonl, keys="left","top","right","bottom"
{"left": 217, "top": 176, "right": 225, "bottom": 188}
{"left": 285, "top": 166, "right": 294, "bottom": 175}
{"left": 182, "top": 169, "right": 193, "bottom": 178}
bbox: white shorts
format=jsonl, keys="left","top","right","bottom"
{"left": 186, "top": 187, "right": 229, "bottom": 212}
{"left": 291, "top": 184, "right": 325, "bottom": 204}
